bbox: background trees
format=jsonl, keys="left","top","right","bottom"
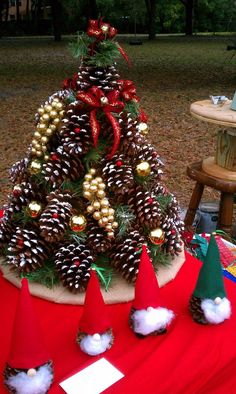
{"left": 0, "top": 0, "right": 236, "bottom": 39}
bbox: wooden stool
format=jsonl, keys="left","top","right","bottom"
{"left": 184, "top": 161, "right": 236, "bottom": 235}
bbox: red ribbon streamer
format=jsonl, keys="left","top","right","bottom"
{"left": 118, "top": 79, "right": 139, "bottom": 101}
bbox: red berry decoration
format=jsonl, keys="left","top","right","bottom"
{"left": 17, "top": 239, "right": 24, "bottom": 247}
{"left": 52, "top": 213, "right": 59, "bottom": 219}
{"left": 74, "top": 260, "right": 80, "bottom": 267}
{"left": 171, "top": 229, "right": 176, "bottom": 235}
{"left": 51, "top": 153, "right": 59, "bottom": 161}
{"left": 147, "top": 197, "right": 153, "bottom": 204}
{"left": 116, "top": 160, "right": 123, "bottom": 167}
{"left": 74, "top": 127, "right": 81, "bottom": 133}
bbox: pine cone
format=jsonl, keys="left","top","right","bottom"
{"left": 102, "top": 154, "right": 134, "bottom": 196}
{"left": 39, "top": 190, "right": 73, "bottom": 243}
{"left": 6, "top": 226, "right": 50, "bottom": 273}
{"left": 42, "top": 146, "right": 84, "bottom": 188}
{"left": 110, "top": 230, "right": 145, "bottom": 282}
{"left": 134, "top": 143, "right": 164, "bottom": 179}
{"left": 86, "top": 219, "right": 112, "bottom": 253}
{"left": 119, "top": 113, "right": 144, "bottom": 157}
{"left": 4, "top": 361, "right": 53, "bottom": 394}
{"left": 9, "top": 157, "right": 30, "bottom": 184}
{"left": 7, "top": 182, "right": 42, "bottom": 214}
{"left": 60, "top": 102, "right": 92, "bottom": 155}
{"left": 161, "top": 216, "right": 183, "bottom": 255}
{"left": 189, "top": 295, "right": 208, "bottom": 324}
{"left": 0, "top": 206, "right": 16, "bottom": 246}
{"left": 127, "top": 185, "right": 162, "bottom": 230}
{"left": 77, "top": 64, "right": 120, "bottom": 92}
{"left": 55, "top": 242, "right": 94, "bottom": 292}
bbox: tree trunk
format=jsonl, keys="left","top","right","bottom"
{"left": 16, "top": 0, "right": 20, "bottom": 25}
{"left": 51, "top": 0, "right": 62, "bottom": 41}
{"left": 181, "top": 0, "right": 194, "bottom": 35}
{"left": 145, "top": 0, "right": 157, "bottom": 40}
{"left": 5, "top": 0, "right": 9, "bottom": 23}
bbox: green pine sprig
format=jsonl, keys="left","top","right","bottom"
{"left": 125, "top": 100, "right": 140, "bottom": 118}
{"left": 148, "top": 242, "right": 171, "bottom": 268}
{"left": 92, "top": 255, "right": 114, "bottom": 291}
{"left": 61, "top": 178, "right": 84, "bottom": 197}
{"left": 69, "top": 32, "right": 94, "bottom": 59}
{"left": 115, "top": 205, "right": 135, "bottom": 238}
{"left": 21, "top": 260, "right": 59, "bottom": 289}
{"left": 66, "top": 229, "right": 87, "bottom": 244}
{"left": 83, "top": 139, "right": 109, "bottom": 170}
{"left": 87, "top": 40, "right": 121, "bottom": 67}
{"left": 154, "top": 194, "right": 172, "bottom": 214}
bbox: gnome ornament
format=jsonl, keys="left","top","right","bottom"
{"left": 129, "top": 245, "right": 174, "bottom": 337}
{"left": 77, "top": 269, "right": 114, "bottom": 356}
{"left": 189, "top": 235, "right": 231, "bottom": 325}
{"left": 4, "top": 278, "right": 53, "bottom": 394}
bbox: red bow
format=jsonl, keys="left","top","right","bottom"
{"left": 77, "top": 87, "right": 124, "bottom": 158}
{"left": 63, "top": 73, "right": 78, "bottom": 91}
{"left": 118, "top": 79, "right": 139, "bottom": 102}
{"left": 87, "top": 19, "right": 117, "bottom": 41}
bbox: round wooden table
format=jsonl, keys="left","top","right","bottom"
{"left": 185, "top": 99, "right": 236, "bottom": 235}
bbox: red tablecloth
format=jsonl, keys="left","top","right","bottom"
{"left": 1, "top": 251, "right": 236, "bottom": 394}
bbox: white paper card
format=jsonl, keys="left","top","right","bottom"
{"left": 59, "top": 358, "right": 124, "bottom": 394}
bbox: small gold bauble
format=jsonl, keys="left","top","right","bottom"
{"left": 70, "top": 214, "right": 87, "bottom": 232}
{"left": 41, "top": 135, "right": 48, "bottom": 144}
{"left": 36, "top": 150, "right": 43, "bottom": 157}
{"left": 52, "top": 117, "right": 60, "bottom": 125}
{"left": 34, "top": 131, "right": 41, "bottom": 139}
{"left": 38, "top": 107, "right": 44, "bottom": 115}
{"left": 93, "top": 211, "right": 101, "bottom": 220}
{"left": 42, "top": 113, "right": 50, "bottom": 122}
{"left": 89, "top": 168, "right": 96, "bottom": 175}
{"left": 83, "top": 182, "right": 90, "bottom": 191}
{"left": 83, "top": 191, "right": 92, "bottom": 200}
{"left": 108, "top": 208, "right": 115, "bottom": 215}
{"left": 101, "top": 24, "right": 109, "bottom": 33}
{"left": 27, "top": 201, "right": 42, "bottom": 218}
{"left": 107, "top": 215, "right": 114, "bottom": 222}
{"left": 27, "top": 368, "right": 37, "bottom": 377}
{"left": 31, "top": 147, "right": 36, "bottom": 154}
{"left": 98, "top": 218, "right": 104, "bottom": 227}
{"left": 38, "top": 123, "right": 47, "bottom": 131}
{"left": 44, "top": 154, "right": 49, "bottom": 161}
{"left": 49, "top": 124, "right": 57, "bottom": 132}
{"left": 97, "top": 190, "right": 105, "bottom": 198}
{"left": 87, "top": 205, "right": 94, "bottom": 214}
{"left": 35, "top": 143, "right": 41, "bottom": 150}
{"left": 107, "top": 231, "right": 115, "bottom": 239}
{"left": 102, "top": 217, "right": 109, "bottom": 225}
{"left": 29, "top": 159, "right": 41, "bottom": 174}
{"left": 100, "top": 198, "right": 109, "bottom": 207}
{"left": 136, "top": 161, "right": 151, "bottom": 177}
{"left": 53, "top": 97, "right": 59, "bottom": 103}
{"left": 101, "top": 208, "right": 109, "bottom": 216}
{"left": 44, "top": 104, "right": 52, "bottom": 112}
{"left": 149, "top": 228, "right": 165, "bottom": 245}
{"left": 138, "top": 122, "right": 149, "bottom": 135}
{"left": 45, "top": 128, "right": 53, "bottom": 136}
{"left": 95, "top": 176, "right": 102, "bottom": 183}
{"left": 41, "top": 145, "right": 47, "bottom": 152}
{"left": 112, "top": 221, "right": 119, "bottom": 229}
{"left": 59, "top": 110, "right": 65, "bottom": 117}
{"left": 93, "top": 200, "right": 100, "bottom": 210}
{"left": 85, "top": 174, "right": 93, "bottom": 181}
{"left": 31, "top": 139, "right": 38, "bottom": 147}
{"left": 91, "top": 179, "right": 98, "bottom": 186}
{"left": 56, "top": 102, "right": 63, "bottom": 110}
{"left": 100, "top": 96, "right": 109, "bottom": 105}
{"left": 98, "top": 183, "right": 106, "bottom": 190}
{"left": 105, "top": 224, "right": 113, "bottom": 231}
{"left": 90, "top": 185, "right": 98, "bottom": 193}
{"left": 50, "top": 110, "right": 58, "bottom": 119}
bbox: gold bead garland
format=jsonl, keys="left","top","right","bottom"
{"left": 83, "top": 168, "right": 118, "bottom": 239}
{"left": 31, "top": 97, "right": 65, "bottom": 160}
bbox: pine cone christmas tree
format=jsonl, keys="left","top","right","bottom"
{"left": 60, "top": 102, "right": 92, "bottom": 155}
{"left": 55, "top": 242, "right": 94, "bottom": 292}
{"left": 42, "top": 146, "right": 84, "bottom": 188}
{"left": 127, "top": 185, "right": 162, "bottom": 230}
{"left": 39, "top": 190, "right": 73, "bottom": 243}
{"left": 6, "top": 226, "right": 50, "bottom": 273}
{"left": 110, "top": 230, "right": 145, "bottom": 282}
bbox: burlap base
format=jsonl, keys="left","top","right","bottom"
{"left": 0, "top": 249, "right": 185, "bottom": 305}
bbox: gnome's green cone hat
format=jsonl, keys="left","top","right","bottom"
{"left": 193, "top": 235, "right": 226, "bottom": 300}
{"left": 190, "top": 234, "right": 231, "bottom": 325}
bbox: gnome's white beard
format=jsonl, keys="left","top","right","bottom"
{"left": 80, "top": 333, "right": 112, "bottom": 356}
{"left": 5, "top": 364, "right": 53, "bottom": 394}
{"left": 132, "top": 307, "right": 174, "bottom": 336}
{"left": 201, "top": 298, "right": 231, "bottom": 324}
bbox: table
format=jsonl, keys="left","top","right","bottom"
{"left": 1, "top": 251, "right": 236, "bottom": 394}
{"left": 185, "top": 100, "right": 236, "bottom": 234}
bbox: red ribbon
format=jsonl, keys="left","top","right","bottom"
{"left": 77, "top": 87, "right": 124, "bottom": 158}
{"left": 87, "top": 19, "right": 117, "bottom": 41}
{"left": 118, "top": 79, "right": 139, "bottom": 102}
{"left": 63, "top": 73, "right": 78, "bottom": 91}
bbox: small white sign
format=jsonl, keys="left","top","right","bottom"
{"left": 59, "top": 358, "right": 124, "bottom": 394}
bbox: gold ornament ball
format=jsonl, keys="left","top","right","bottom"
{"left": 136, "top": 161, "right": 151, "bottom": 177}
{"left": 100, "top": 96, "right": 109, "bottom": 105}
{"left": 97, "top": 190, "right": 105, "bottom": 199}
{"left": 56, "top": 102, "right": 63, "bottom": 110}
{"left": 52, "top": 117, "right": 60, "bottom": 125}
{"left": 112, "top": 221, "right": 119, "bottom": 229}
{"left": 98, "top": 183, "right": 106, "bottom": 190}
{"left": 29, "top": 159, "right": 42, "bottom": 174}
{"left": 31, "top": 147, "right": 36, "bottom": 154}
{"left": 87, "top": 205, "right": 94, "bottom": 214}
{"left": 59, "top": 110, "right": 65, "bottom": 117}
{"left": 36, "top": 150, "right": 43, "bottom": 157}
{"left": 102, "top": 217, "right": 109, "bottom": 225}
{"left": 35, "top": 143, "right": 41, "bottom": 150}
{"left": 98, "top": 218, "right": 104, "bottom": 227}
{"left": 83, "top": 182, "right": 90, "bottom": 191}
{"left": 90, "top": 185, "right": 98, "bottom": 193}
{"left": 93, "top": 211, "right": 101, "bottom": 220}
{"left": 91, "top": 179, "right": 98, "bottom": 186}
{"left": 37, "top": 107, "right": 44, "bottom": 115}
{"left": 27, "top": 201, "right": 42, "bottom": 218}
{"left": 70, "top": 215, "right": 87, "bottom": 232}
{"left": 44, "top": 104, "right": 52, "bottom": 112}
{"left": 108, "top": 208, "right": 115, "bottom": 215}
{"left": 107, "top": 231, "right": 115, "bottom": 239}
{"left": 41, "top": 135, "right": 48, "bottom": 144}
{"left": 100, "top": 198, "right": 109, "bottom": 207}
{"left": 107, "top": 215, "right": 114, "bottom": 222}
{"left": 149, "top": 228, "right": 165, "bottom": 245}
{"left": 44, "top": 154, "right": 50, "bottom": 161}
{"left": 85, "top": 174, "right": 93, "bottom": 182}
{"left": 31, "top": 139, "right": 38, "bottom": 147}
{"left": 105, "top": 224, "right": 113, "bottom": 231}
{"left": 34, "top": 131, "right": 41, "bottom": 139}
{"left": 93, "top": 200, "right": 100, "bottom": 210}
{"left": 50, "top": 110, "right": 58, "bottom": 119}
{"left": 101, "top": 24, "right": 109, "bottom": 33}
{"left": 83, "top": 191, "right": 92, "bottom": 200}
{"left": 38, "top": 123, "right": 47, "bottom": 132}
{"left": 95, "top": 176, "right": 103, "bottom": 183}
{"left": 89, "top": 168, "right": 96, "bottom": 175}
{"left": 138, "top": 122, "right": 149, "bottom": 135}
{"left": 45, "top": 128, "right": 53, "bottom": 137}
{"left": 101, "top": 207, "right": 109, "bottom": 216}
{"left": 41, "top": 145, "right": 47, "bottom": 152}
{"left": 49, "top": 124, "right": 57, "bottom": 132}
{"left": 42, "top": 113, "right": 50, "bottom": 122}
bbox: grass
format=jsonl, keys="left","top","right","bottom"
{"left": 0, "top": 34, "right": 236, "bottom": 209}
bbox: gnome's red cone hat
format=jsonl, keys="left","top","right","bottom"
{"left": 8, "top": 278, "right": 50, "bottom": 369}
{"left": 132, "top": 245, "right": 161, "bottom": 310}
{"left": 79, "top": 269, "right": 111, "bottom": 335}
